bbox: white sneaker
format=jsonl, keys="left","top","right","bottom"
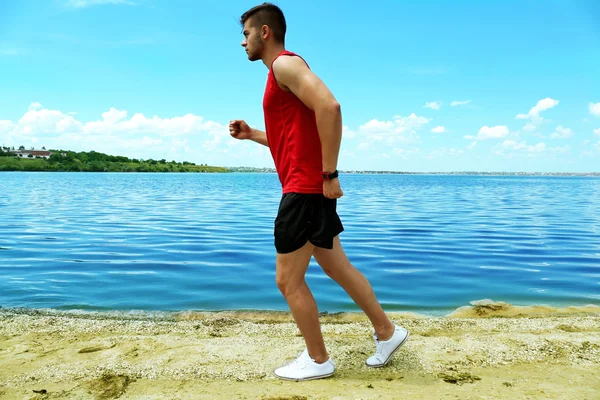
{"left": 274, "top": 348, "right": 335, "bottom": 381}
{"left": 366, "top": 324, "right": 409, "bottom": 368}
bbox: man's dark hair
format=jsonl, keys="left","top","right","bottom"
{"left": 240, "top": 3, "right": 286, "bottom": 44}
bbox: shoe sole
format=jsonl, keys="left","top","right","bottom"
{"left": 273, "top": 371, "right": 335, "bottom": 382}
{"left": 365, "top": 329, "right": 410, "bottom": 368}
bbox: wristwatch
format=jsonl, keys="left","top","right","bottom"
{"left": 322, "top": 170, "right": 339, "bottom": 180}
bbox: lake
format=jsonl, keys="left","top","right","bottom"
{"left": 1, "top": 172, "right": 599, "bottom": 315}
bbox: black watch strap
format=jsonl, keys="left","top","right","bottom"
{"left": 322, "top": 170, "right": 339, "bottom": 180}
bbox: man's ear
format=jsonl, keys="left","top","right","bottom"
{"left": 261, "top": 25, "right": 269, "bottom": 40}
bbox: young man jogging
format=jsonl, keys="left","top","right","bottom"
{"left": 229, "top": 3, "right": 409, "bottom": 381}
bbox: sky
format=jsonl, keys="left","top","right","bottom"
{"left": 1, "top": 0, "right": 599, "bottom": 172}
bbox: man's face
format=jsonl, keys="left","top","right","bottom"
{"left": 241, "top": 19, "right": 264, "bottom": 61}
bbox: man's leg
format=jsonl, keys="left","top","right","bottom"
{"left": 276, "top": 241, "right": 329, "bottom": 363}
{"left": 313, "top": 236, "right": 396, "bottom": 341}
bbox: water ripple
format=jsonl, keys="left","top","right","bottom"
{"left": 1, "top": 172, "right": 599, "bottom": 314}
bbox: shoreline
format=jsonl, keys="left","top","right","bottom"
{"left": 1, "top": 299, "right": 599, "bottom": 321}
{"left": 1, "top": 301, "right": 599, "bottom": 399}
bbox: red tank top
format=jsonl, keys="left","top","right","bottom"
{"left": 263, "top": 50, "right": 323, "bottom": 194}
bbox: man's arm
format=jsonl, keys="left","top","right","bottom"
{"left": 229, "top": 119, "right": 269, "bottom": 147}
{"left": 272, "top": 56, "right": 342, "bottom": 173}
{"left": 250, "top": 129, "right": 269, "bottom": 147}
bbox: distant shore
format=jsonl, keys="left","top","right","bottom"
{"left": 2, "top": 163, "right": 599, "bottom": 176}
{"left": 230, "top": 167, "right": 600, "bottom": 176}
{"left": 1, "top": 301, "right": 598, "bottom": 399}
{"left": 3, "top": 148, "right": 598, "bottom": 175}
{"left": 0, "top": 150, "right": 227, "bottom": 173}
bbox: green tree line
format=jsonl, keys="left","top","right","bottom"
{"left": 0, "top": 148, "right": 228, "bottom": 173}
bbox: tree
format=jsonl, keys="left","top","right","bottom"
{"left": 19, "top": 145, "right": 25, "bottom": 150}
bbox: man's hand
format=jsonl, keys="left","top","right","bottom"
{"left": 229, "top": 120, "right": 253, "bottom": 140}
{"left": 323, "top": 179, "right": 343, "bottom": 199}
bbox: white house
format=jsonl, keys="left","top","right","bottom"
{"left": 11, "top": 149, "right": 53, "bottom": 159}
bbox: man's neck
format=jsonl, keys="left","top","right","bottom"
{"left": 262, "top": 44, "right": 286, "bottom": 69}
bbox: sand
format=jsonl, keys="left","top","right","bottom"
{"left": 0, "top": 300, "right": 599, "bottom": 400}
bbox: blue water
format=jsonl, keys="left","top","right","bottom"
{"left": 1, "top": 172, "right": 599, "bottom": 315}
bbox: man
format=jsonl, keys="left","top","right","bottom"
{"left": 229, "top": 2, "right": 409, "bottom": 381}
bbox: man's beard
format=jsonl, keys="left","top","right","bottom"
{"left": 248, "top": 37, "right": 264, "bottom": 61}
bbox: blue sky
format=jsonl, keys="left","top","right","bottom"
{"left": 1, "top": 0, "right": 599, "bottom": 172}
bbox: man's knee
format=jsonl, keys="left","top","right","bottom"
{"left": 275, "top": 268, "right": 303, "bottom": 296}
{"left": 274, "top": 241, "right": 314, "bottom": 296}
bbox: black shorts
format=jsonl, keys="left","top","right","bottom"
{"left": 274, "top": 193, "right": 344, "bottom": 254}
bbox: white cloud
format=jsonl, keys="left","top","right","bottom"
{"left": 0, "top": 103, "right": 243, "bottom": 166}
{"left": 467, "top": 141, "right": 477, "bottom": 150}
{"left": 140, "top": 136, "right": 163, "bottom": 146}
{"left": 476, "top": 125, "right": 510, "bottom": 140}
{"left": 523, "top": 123, "right": 536, "bottom": 132}
{"left": 101, "top": 107, "right": 128, "bottom": 123}
{"left": 529, "top": 143, "right": 547, "bottom": 153}
{"left": 551, "top": 125, "right": 573, "bottom": 139}
{"left": 499, "top": 140, "right": 545, "bottom": 154}
{"left": 424, "top": 101, "right": 441, "bottom": 110}
{"left": 29, "top": 102, "right": 43, "bottom": 111}
{"left": 392, "top": 147, "right": 420, "bottom": 160}
{"left": 392, "top": 113, "right": 430, "bottom": 133}
{"left": 501, "top": 140, "right": 525, "bottom": 150}
{"left": 515, "top": 98, "right": 559, "bottom": 120}
{"left": 594, "top": 128, "right": 600, "bottom": 136}
{"left": 360, "top": 119, "right": 395, "bottom": 134}
{"left": 83, "top": 109, "right": 223, "bottom": 138}
{"left": 359, "top": 113, "right": 429, "bottom": 145}
{"left": 342, "top": 125, "right": 357, "bottom": 139}
{"left": 11, "top": 105, "right": 84, "bottom": 136}
{"left": 497, "top": 140, "right": 571, "bottom": 158}
{"left": 464, "top": 135, "right": 474, "bottom": 140}
{"left": 431, "top": 126, "right": 446, "bottom": 133}
{"left": 451, "top": 100, "right": 471, "bottom": 107}
{"left": 0, "top": 120, "right": 14, "bottom": 132}
{"left": 590, "top": 102, "right": 600, "bottom": 117}
{"left": 64, "top": 0, "right": 136, "bottom": 7}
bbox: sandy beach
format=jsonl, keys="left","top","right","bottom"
{"left": 1, "top": 300, "right": 599, "bottom": 400}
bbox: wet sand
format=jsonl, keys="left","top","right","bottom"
{"left": 1, "top": 300, "right": 599, "bottom": 400}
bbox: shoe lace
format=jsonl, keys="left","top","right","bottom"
{"left": 287, "top": 354, "right": 311, "bottom": 370}
{"left": 373, "top": 334, "right": 383, "bottom": 359}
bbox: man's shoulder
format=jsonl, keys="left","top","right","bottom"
{"left": 272, "top": 53, "right": 310, "bottom": 77}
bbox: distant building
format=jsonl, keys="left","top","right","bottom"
{"left": 10, "top": 149, "right": 53, "bottom": 159}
